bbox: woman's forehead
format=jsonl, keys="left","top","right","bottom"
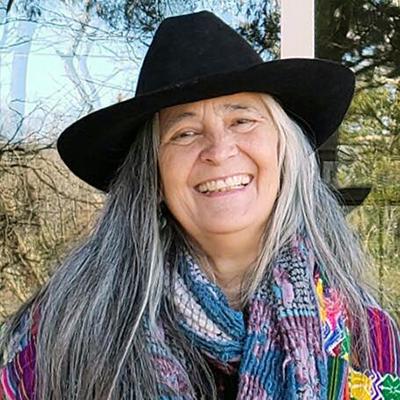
{"left": 159, "top": 92, "right": 267, "bottom": 128}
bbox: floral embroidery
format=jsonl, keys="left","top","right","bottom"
{"left": 349, "top": 369, "right": 372, "bottom": 399}
{"left": 380, "top": 373, "right": 400, "bottom": 399}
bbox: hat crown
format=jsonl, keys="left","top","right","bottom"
{"left": 135, "top": 11, "right": 262, "bottom": 95}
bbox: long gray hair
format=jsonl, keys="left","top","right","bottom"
{"left": 0, "top": 93, "right": 375, "bottom": 399}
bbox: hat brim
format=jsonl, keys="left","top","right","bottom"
{"left": 57, "top": 58, "right": 355, "bottom": 192}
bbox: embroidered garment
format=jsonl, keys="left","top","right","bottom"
{"left": 0, "top": 233, "right": 399, "bottom": 399}
{"left": 0, "top": 310, "right": 39, "bottom": 400}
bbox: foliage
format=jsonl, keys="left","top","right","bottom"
{"left": 316, "top": 0, "right": 400, "bottom": 79}
{"left": 236, "top": 0, "right": 280, "bottom": 60}
{"left": 0, "top": 143, "right": 103, "bottom": 318}
{"left": 338, "top": 78, "right": 400, "bottom": 318}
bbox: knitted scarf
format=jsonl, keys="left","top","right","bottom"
{"left": 145, "top": 232, "right": 337, "bottom": 399}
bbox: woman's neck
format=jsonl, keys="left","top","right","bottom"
{"left": 193, "top": 230, "right": 262, "bottom": 309}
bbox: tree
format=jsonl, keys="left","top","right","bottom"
{"left": 316, "top": 0, "right": 400, "bottom": 82}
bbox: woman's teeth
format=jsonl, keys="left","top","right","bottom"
{"left": 197, "top": 174, "right": 252, "bottom": 193}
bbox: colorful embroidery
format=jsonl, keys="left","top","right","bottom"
{"left": 327, "top": 356, "right": 349, "bottom": 400}
{"left": 314, "top": 276, "right": 400, "bottom": 400}
{"left": 316, "top": 276, "right": 349, "bottom": 358}
{"left": 349, "top": 368, "right": 372, "bottom": 399}
{"left": 348, "top": 368, "right": 400, "bottom": 400}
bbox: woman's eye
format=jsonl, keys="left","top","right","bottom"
{"left": 171, "top": 131, "right": 198, "bottom": 143}
{"left": 232, "top": 119, "right": 255, "bottom": 128}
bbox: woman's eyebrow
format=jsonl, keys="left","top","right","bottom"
{"left": 220, "top": 103, "right": 261, "bottom": 113}
{"left": 164, "top": 111, "right": 196, "bottom": 131}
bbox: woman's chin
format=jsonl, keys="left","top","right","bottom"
{"left": 196, "top": 219, "right": 258, "bottom": 236}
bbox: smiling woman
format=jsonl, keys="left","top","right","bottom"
{"left": 0, "top": 10, "right": 399, "bottom": 400}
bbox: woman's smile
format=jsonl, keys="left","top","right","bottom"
{"left": 194, "top": 173, "right": 253, "bottom": 196}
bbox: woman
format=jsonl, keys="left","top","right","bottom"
{"left": 0, "top": 10, "right": 399, "bottom": 400}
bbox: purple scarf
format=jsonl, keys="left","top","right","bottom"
{"left": 146, "top": 232, "right": 328, "bottom": 399}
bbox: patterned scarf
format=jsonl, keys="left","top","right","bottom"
{"left": 146, "top": 232, "right": 337, "bottom": 399}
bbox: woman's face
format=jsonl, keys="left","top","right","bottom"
{"left": 158, "top": 92, "right": 280, "bottom": 242}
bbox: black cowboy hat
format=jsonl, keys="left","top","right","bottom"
{"left": 57, "top": 10, "right": 355, "bottom": 192}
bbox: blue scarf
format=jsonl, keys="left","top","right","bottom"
{"left": 146, "top": 232, "right": 329, "bottom": 399}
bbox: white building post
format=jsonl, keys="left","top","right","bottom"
{"left": 280, "top": 0, "right": 315, "bottom": 59}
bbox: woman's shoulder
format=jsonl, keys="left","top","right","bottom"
{"left": 365, "top": 305, "right": 400, "bottom": 375}
{"left": 0, "top": 307, "right": 39, "bottom": 400}
{"left": 0, "top": 309, "right": 38, "bottom": 364}
{"left": 347, "top": 305, "right": 400, "bottom": 400}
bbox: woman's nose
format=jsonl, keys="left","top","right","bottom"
{"left": 199, "top": 132, "right": 239, "bottom": 165}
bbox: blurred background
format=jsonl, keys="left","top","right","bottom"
{"left": 0, "top": 0, "right": 399, "bottom": 321}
